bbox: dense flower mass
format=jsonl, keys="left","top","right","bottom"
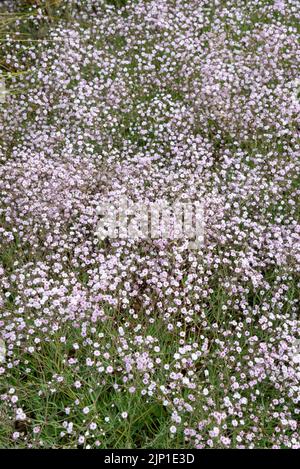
{"left": 0, "top": 0, "right": 299, "bottom": 448}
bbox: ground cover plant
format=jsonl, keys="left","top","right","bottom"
{"left": 0, "top": 0, "right": 299, "bottom": 449}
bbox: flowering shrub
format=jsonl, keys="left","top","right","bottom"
{"left": 0, "top": 0, "right": 299, "bottom": 449}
